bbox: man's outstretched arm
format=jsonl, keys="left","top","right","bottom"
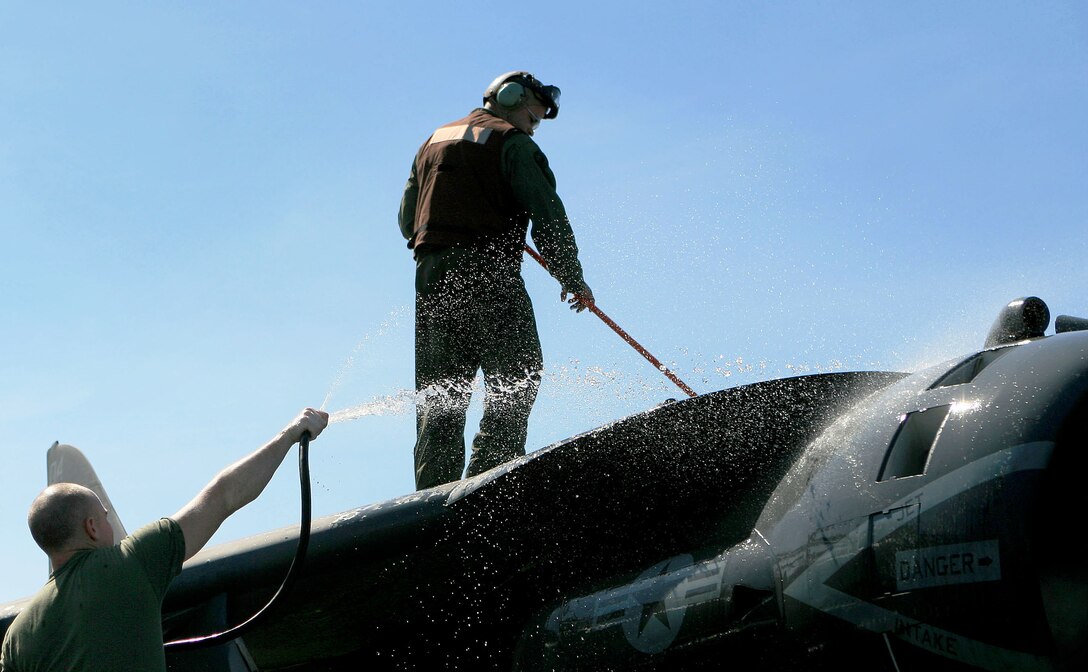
{"left": 172, "top": 408, "right": 329, "bottom": 561}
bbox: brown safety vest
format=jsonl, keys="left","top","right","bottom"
{"left": 409, "top": 109, "right": 529, "bottom": 257}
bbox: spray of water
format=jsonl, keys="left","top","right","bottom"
{"left": 317, "top": 302, "right": 903, "bottom": 435}
{"left": 328, "top": 374, "right": 545, "bottom": 424}
{"left": 321, "top": 306, "right": 408, "bottom": 412}
{"left": 329, "top": 388, "right": 420, "bottom": 423}
{"left": 329, "top": 378, "right": 468, "bottom": 423}
{"left": 325, "top": 350, "right": 901, "bottom": 428}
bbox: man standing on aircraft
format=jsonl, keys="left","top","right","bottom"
{"left": 399, "top": 70, "right": 594, "bottom": 491}
{"left": 0, "top": 408, "right": 329, "bottom": 672}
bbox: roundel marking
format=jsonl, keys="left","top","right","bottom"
{"left": 622, "top": 554, "right": 694, "bottom": 653}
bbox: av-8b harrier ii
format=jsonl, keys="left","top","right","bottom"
{"left": 2, "top": 297, "right": 1084, "bottom": 671}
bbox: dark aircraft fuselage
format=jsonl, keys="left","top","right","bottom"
{"left": 1, "top": 299, "right": 1084, "bottom": 672}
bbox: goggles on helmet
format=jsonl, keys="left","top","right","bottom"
{"left": 531, "top": 83, "right": 561, "bottom": 119}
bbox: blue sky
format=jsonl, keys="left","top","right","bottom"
{"left": 1, "top": 2, "right": 1085, "bottom": 602}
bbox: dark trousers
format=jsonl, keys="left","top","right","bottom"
{"left": 413, "top": 248, "right": 543, "bottom": 490}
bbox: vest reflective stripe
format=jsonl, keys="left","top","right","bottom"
{"left": 428, "top": 123, "right": 494, "bottom": 146}
{"left": 411, "top": 110, "right": 528, "bottom": 256}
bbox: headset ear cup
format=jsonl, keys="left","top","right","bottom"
{"left": 495, "top": 81, "right": 525, "bottom": 109}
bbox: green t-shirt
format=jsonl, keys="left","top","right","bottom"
{"left": 0, "top": 518, "right": 185, "bottom": 672}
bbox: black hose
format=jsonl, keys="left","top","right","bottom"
{"left": 164, "top": 430, "right": 312, "bottom": 651}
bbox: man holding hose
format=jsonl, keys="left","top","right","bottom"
{"left": 1, "top": 408, "right": 329, "bottom": 672}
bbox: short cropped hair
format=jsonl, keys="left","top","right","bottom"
{"left": 27, "top": 484, "right": 99, "bottom": 554}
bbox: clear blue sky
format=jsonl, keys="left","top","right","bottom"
{"left": 2, "top": 2, "right": 1085, "bottom": 602}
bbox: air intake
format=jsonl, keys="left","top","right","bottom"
{"left": 983, "top": 297, "right": 1050, "bottom": 348}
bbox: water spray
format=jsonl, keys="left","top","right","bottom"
{"left": 524, "top": 245, "right": 698, "bottom": 398}
{"left": 160, "top": 244, "right": 696, "bottom": 649}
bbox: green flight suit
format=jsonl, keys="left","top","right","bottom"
{"left": 400, "top": 109, "right": 588, "bottom": 490}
